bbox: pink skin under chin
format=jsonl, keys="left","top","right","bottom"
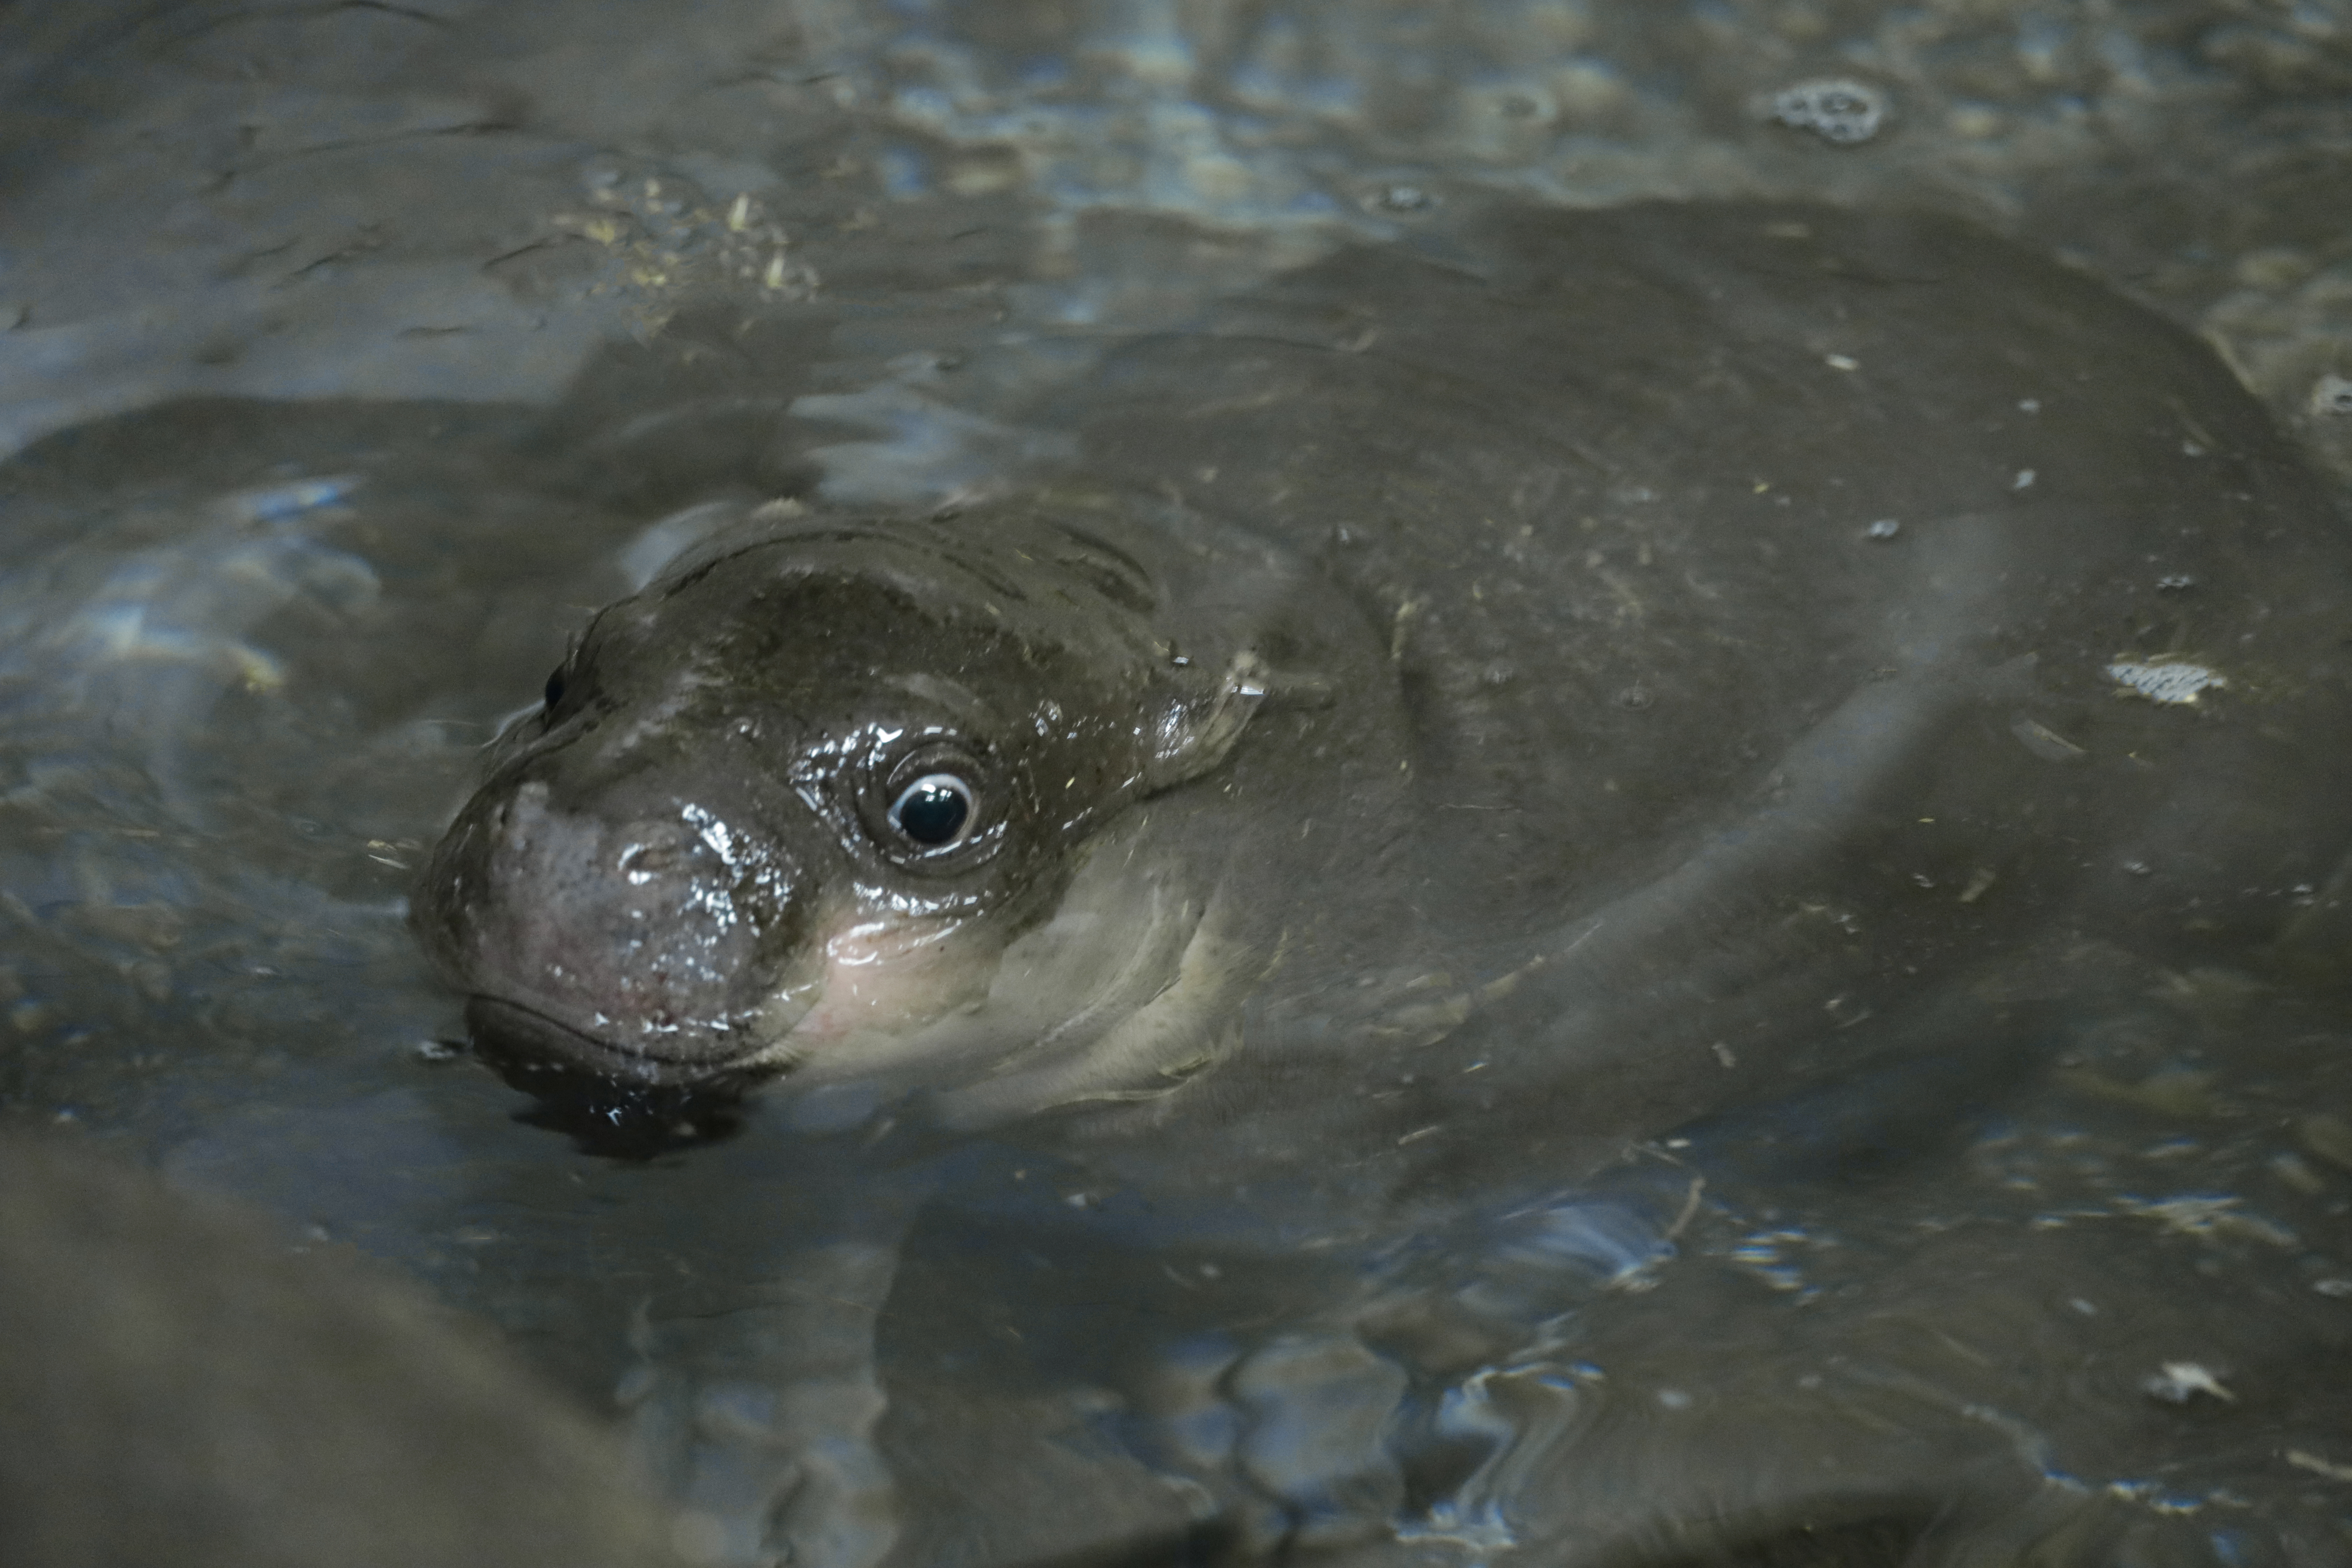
{"left": 750, "top": 908, "right": 989, "bottom": 1067}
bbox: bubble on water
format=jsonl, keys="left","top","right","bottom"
{"left": 1366, "top": 183, "right": 1433, "bottom": 213}
{"left": 1768, "top": 79, "right": 1888, "bottom": 145}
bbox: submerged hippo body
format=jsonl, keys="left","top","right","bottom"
{"left": 414, "top": 200, "right": 2352, "bottom": 1561}
{"left": 420, "top": 200, "right": 2352, "bottom": 1198}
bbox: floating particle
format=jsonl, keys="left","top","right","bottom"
{"left": 2311, "top": 374, "right": 2352, "bottom": 418}
{"left": 2156, "top": 574, "right": 2195, "bottom": 592}
{"left": 1371, "top": 183, "right": 1433, "bottom": 213}
{"left": 1864, "top": 518, "right": 1901, "bottom": 540}
{"left": 2108, "top": 661, "right": 2222, "bottom": 705}
{"left": 2013, "top": 468, "right": 2037, "bottom": 489}
{"left": 1768, "top": 79, "right": 1888, "bottom": 144}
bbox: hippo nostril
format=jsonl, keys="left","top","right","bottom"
{"left": 614, "top": 822, "right": 696, "bottom": 884}
{"left": 432, "top": 777, "right": 814, "bottom": 1074}
{"left": 617, "top": 843, "right": 674, "bottom": 884}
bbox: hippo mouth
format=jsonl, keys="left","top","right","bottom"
{"left": 463, "top": 997, "right": 756, "bottom": 1157}
{"left": 464, "top": 996, "right": 777, "bottom": 1091}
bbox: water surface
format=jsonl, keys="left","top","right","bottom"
{"left": 4, "top": 3, "right": 2351, "bottom": 1565}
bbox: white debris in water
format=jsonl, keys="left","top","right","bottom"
{"left": 2312, "top": 374, "right": 2352, "bottom": 418}
{"left": 2143, "top": 1362, "right": 2235, "bottom": 1404}
{"left": 2107, "top": 661, "right": 2224, "bottom": 705}
{"left": 2115, "top": 1192, "right": 2294, "bottom": 1245}
{"left": 2287, "top": 1450, "right": 2352, "bottom": 1483}
{"left": 1768, "top": 79, "right": 1888, "bottom": 145}
{"left": 1864, "top": 518, "right": 1901, "bottom": 540}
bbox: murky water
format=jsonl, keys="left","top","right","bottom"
{"left": 5, "top": 2, "right": 2352, "bottom": 1565}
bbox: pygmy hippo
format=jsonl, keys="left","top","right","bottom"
{"left": 414, "top": 199, "right": 2352, "bottom": 1563}
{"left": 420, "top": 198, "right": 2351, "bottom": 1187}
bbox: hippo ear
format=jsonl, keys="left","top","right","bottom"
{"left": 1141, "top": 650, "right": 1268, "bottom": 792}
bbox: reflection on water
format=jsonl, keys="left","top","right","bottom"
{"left": 4, "top": 2, "right": 2352, "bottom": 1566}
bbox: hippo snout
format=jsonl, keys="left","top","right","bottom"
{"left": 416, "top": 778, "right": 812, "bottom": 1082}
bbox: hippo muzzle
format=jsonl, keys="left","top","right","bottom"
{"left": 421, "top": 770, "right": 820, "bottom": 1084}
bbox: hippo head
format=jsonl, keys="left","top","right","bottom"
{"left": 414, "top": 500, "right": 1282, "bottom": 1101}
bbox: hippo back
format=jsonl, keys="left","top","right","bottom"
{"left": 1042, "top": 201, "right": 2352, "bottom": 1203}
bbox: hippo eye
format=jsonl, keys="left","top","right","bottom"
{"left": 887, "top": 774, "right": 975, "bottom": 848}
{"left": 543, "top": 666, "right": 567, "bottom": 710}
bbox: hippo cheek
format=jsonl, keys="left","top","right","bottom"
{"left": 419, "top": 780, "right": 817, "bottom": 1082}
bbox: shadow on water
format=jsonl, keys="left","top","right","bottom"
{"left": 495, "top": 1059, "right": 751, "bottom": 1162}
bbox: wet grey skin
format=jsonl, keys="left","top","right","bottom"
{"left": 418, "top": 199, "right": 2352, "bottom": 1212}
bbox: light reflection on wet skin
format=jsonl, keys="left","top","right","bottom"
{"left": 6, "top": 3, "right": 2352, "bottom": 1567}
